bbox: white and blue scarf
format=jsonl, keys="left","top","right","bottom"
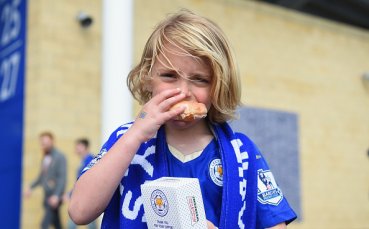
{"left": 98, "top": 122, "right": 258, "bottom": 229}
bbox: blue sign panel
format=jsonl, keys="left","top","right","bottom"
{"left": 0, "top": 0, "right": 27, "bottom": 228}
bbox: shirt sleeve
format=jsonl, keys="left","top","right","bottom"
{"left": 78, "top": 123, "right": 133, "bottom": 178}
{"left": 255, "top": 151, "right": 297, "bottom": 228}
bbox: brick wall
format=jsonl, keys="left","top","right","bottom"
{"left": 22, "top": 1, "right": 102, "bottom": 228}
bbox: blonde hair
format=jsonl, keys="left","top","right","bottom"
{"left": 127, "top": 9, "right": 241, "bottom": 123}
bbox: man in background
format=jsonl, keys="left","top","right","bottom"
{"left": 25, "top": 132, "right": 67, "bottom": 229}
{"left": 65, "top": 138, "right": 97, "bottom": 229}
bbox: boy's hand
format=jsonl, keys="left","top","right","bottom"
{"left": 207, "top": 220, "right": 216, "bottom": 229}
{"left": 130, "top": 88, "right": 186, "bottom": 142}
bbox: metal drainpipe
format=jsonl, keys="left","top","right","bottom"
{"left": 101, "top": 0, "right": 133, "bottom": 143}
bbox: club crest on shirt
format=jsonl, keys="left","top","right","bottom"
{"left": 209, "top": 158, "right": 223, "bottom": 186}
{"left": 257, "top": 169, "right": 283, "bottom": 206}
{"left": 150, "top": 189, "right": 169, "bottom": 217}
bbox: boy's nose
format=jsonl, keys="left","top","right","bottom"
{"left": 178, "top": 79, "right": 193, "bottom": 99}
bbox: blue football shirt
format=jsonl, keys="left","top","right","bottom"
{"left": 166, "top": 139, "right": 222, "bottom": 227}
{"left": 81, "top": 123, "right": 297, "bottom": 228}
{"left": 165, "top": 139, "right": 296, "bottom": 228}
{"left": 77, "top": 154, "right": 95, "bottom": 178}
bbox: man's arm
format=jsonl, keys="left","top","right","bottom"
{"left": 47, "top": 154, "right": 67, "bottom": 208}
{"left": 53, "top": 154, "right": 67, "bottom": 197}
{"left": 30, "top": 168, "right": 42, "bottom": 189}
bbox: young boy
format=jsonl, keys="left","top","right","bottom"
{"left": 69, "top": 9, "right": 297, "bottom": 229}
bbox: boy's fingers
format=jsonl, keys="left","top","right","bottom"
{"left": 151, "top": 88, "right": 181, "bottom": 104}
{"left": 161, "top": 105, "right": 186, "bottom": 122}
{"left": 159, "top": 92, "right": 186, "bottom": 111}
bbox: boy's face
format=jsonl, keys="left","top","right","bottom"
{"left": 149, "top": 44, "right": 212, "bottom": 117}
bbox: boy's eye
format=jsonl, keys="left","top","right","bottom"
{"left": 159, "top": 73, "right": 177, "bottom": 79}
{"left": 192, "top": 76, "right": 210, "bottom": 84}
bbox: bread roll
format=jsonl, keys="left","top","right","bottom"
{"left": 170, "top": 101, "right": 207, "bottom": 121}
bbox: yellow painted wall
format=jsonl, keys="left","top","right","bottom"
{"left": 22, "top": 1, "right": 102, "bottom": 228}
{"left": 22, "top": 0, "right": 369, "bottom": 228}
{"left": 133, "top": 0, "right": 369, "bottom": 228}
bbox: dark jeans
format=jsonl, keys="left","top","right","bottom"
{"left": 41, "top": 204, "right": 62, "bottom": 229}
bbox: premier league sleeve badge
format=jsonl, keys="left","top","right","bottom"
{"left": 257, "top": 169, "right": 284, "bottom": 206}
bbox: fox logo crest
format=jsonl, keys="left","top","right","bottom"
{"left": 209, "top": 158, "right": 223, "bottom": 186}
{"left": 150, "top": 189, "right": 169, "bottom": 217}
